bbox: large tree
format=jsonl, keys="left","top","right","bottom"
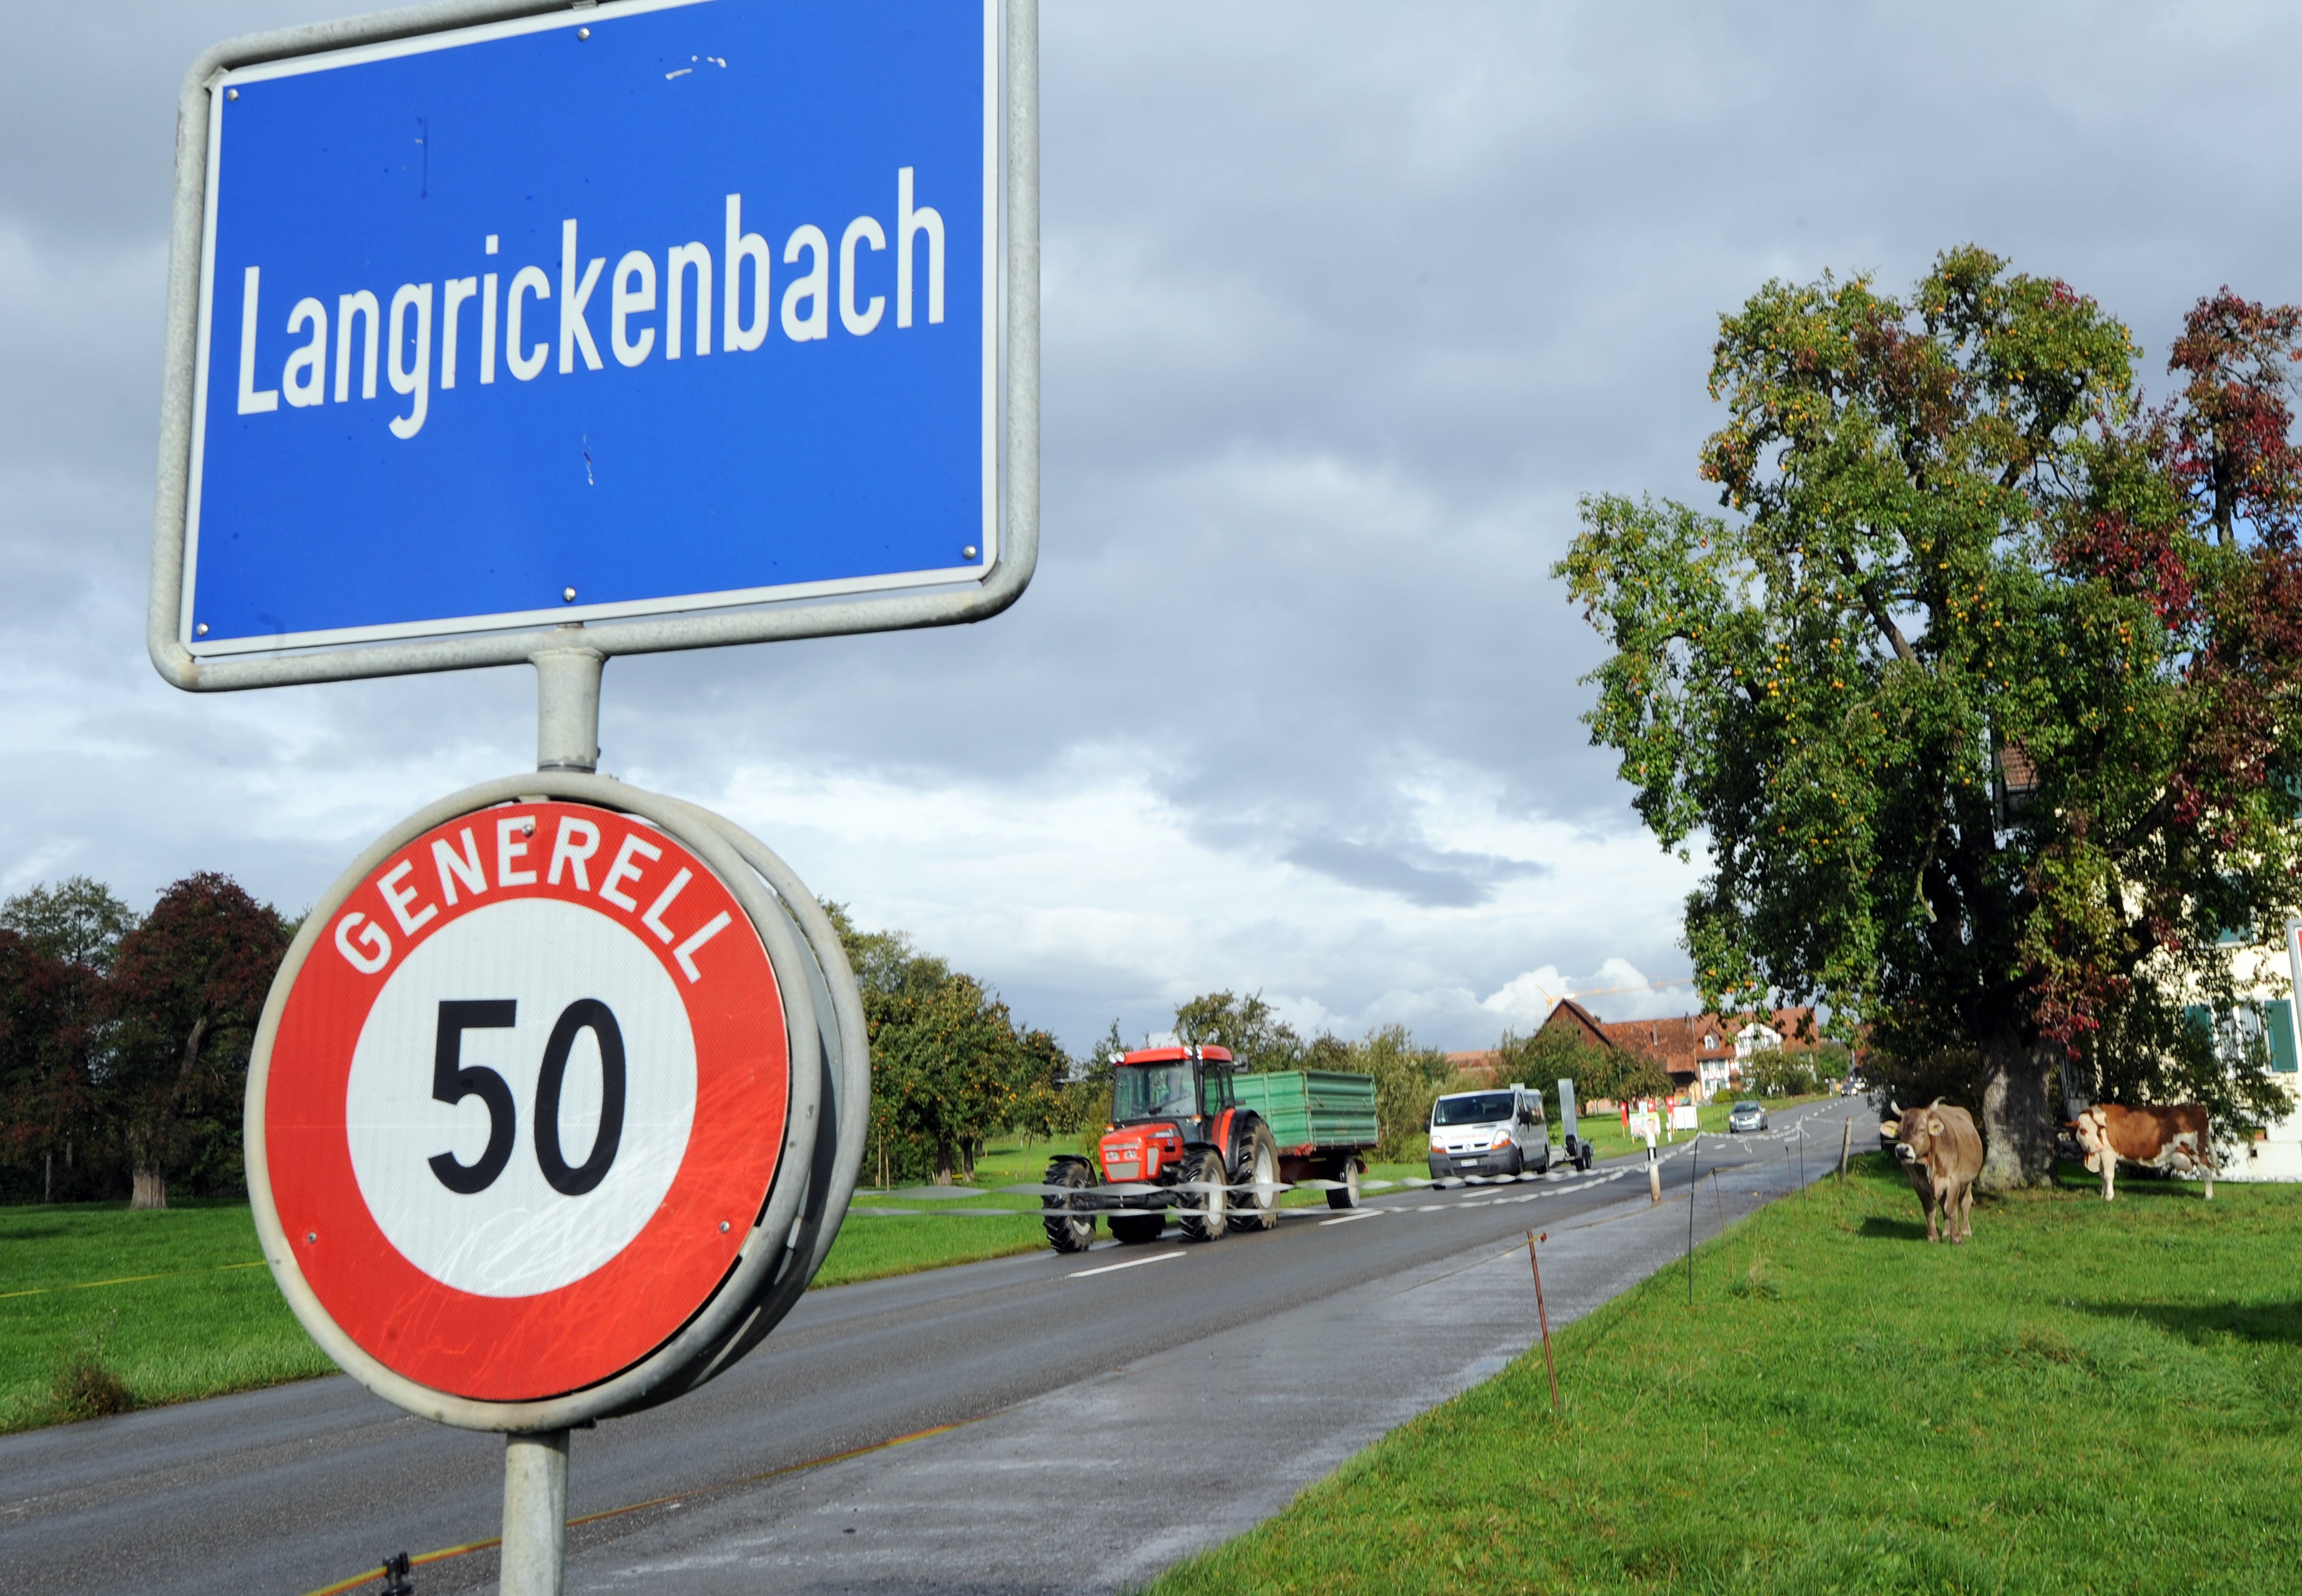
{"left": 1173, "top": 990, "right": 1305, "bottom": 1071}
{"left": 823, "top": 902, "right": 1067, "bottom": 1184}
{"left": 1558, "top": 248, "right": 2302, "bottom": 1190}
{"left": 104, "top": 873, "right": 288, "bottom": 1208}
{"left": 1, "top": 876, "right": 139, "bottom": 970}
{"left": 0, "top": 929, "right": 102, "bottom": 1202}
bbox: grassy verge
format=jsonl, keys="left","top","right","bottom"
{"left": 0, "top": 1202, "right": 333, "bottom": 1434}
{"left": 1147, "top": 1153, "right": 2302, "bottom": 1596}
{"left": 0, "top": 1140, "right": 1061, "bottom": 1432}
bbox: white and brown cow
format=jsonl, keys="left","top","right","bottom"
{"left": 2069, "top": 1103, "right": 2213, "bottom": 1201}
{"left": 1880, "top": 1099, "right": 1983, "bottom": 1244}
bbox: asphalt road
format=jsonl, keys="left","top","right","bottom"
{"left": 0, "top": 1098, "right": 1870, "bottom": 1596}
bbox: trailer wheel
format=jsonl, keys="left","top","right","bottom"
{"left": 1326, "top": 1156, "right": 1362, "bottom": 1210}
{"left": 1042, "top": 1158, "right": 1096, "bottom": 1254}
{"left": 1109, "top": 1214, "right": 1164, "bottom": 1245}
{"left": 1175, "top": 1148, "right": 1229, "bottom": 1243}
{"left": 1234, "top": 1123, "right": 1280, "bottom": 1233}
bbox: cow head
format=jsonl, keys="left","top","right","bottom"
{"left": 1891, "top": 1101, "right": 1949, "bottom": 1167}
{"left": 2070, "top": 1107, "right": 2107, "bottom": 1173}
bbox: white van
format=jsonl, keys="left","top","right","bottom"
{"left": 1428, "top": 1083, "right": 1549, "bottom": 1179}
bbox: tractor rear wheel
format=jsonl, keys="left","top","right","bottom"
{"left": 1326, "top": 1156, "right": 1363, "bottom": 1209}
{"left": 1175, "top": 1148, "right": 1229, "bottom": 1243}
{"left": 1042, "top": 1158, "right": 1096, "bottom": 1254}
{"left": 1109, "top": 1213, "right": 1164, "bottom": 1244}
{"left": 1234, "top": 1123, "right": 1280, "bottom": 1233}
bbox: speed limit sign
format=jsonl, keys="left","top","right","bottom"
{"left": 247, "top": 773, "right": 861, "bottom": 1431}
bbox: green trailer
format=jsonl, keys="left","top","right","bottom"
{"left": 1232, "top": 1069, "right": 1380, "bottom": 1204}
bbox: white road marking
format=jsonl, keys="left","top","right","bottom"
{"left": 1067, "top": 1251, "right": 1187, "bottom": 1279}
{"left": 1319, "top": 1209, "right": 1380, "bottom": 1227}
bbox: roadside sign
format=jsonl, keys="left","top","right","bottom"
{"left": 152, "top": 0, "right": 1037, "bottom": 689}
{"left": 249, "top": 780, "right": 838, "bottom": 1425}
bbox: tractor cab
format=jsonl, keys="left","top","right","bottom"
{"left": 1099, "top": 1045, "right": 1236, "bottom": 1183}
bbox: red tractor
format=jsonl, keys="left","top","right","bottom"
{"left": 1040, "top": 1045, "right": 1281, "bottom": 1253}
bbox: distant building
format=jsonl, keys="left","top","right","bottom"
{"left": 1516, "top": 998, "right": 1827, "bottom": 1103}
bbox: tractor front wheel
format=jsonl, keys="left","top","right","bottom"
{"left": 1176, "top": 1148, "right": 1230, "bottom": 1243}
{"left": 1042, "top": 1158, "right": 1096, "bottom": 1254}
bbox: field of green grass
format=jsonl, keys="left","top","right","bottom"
{"left": 0, "top": 1201, "right": 333, "bottom": 1433}
{"left": 1149, "top": 1153, "right": 2302, "bottom": 1596}
{"left": 0, "top": 1137, "right": 1099, "bottom": 1431}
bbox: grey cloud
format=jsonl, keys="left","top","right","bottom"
{"left": 1283, "top": 837, "right": 1547, "bottom": 909}
{"left": 7, "top": 0, "right": 2302, "bottom": 1049}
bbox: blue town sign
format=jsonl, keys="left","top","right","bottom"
{"left": 176, "top": 0, "right": 1005, "bottom": 658}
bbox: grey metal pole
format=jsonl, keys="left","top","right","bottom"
{"left": 504, "top": 632, "right": 592, "bottom": 1592}
{"left": 500, "top": 1429, "right": 569, "bottom": 1596}
{"left": 535, "top": 631, "right": 603, "bottom": 773}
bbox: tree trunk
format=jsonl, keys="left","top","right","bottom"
{"left": 1977, "top": 1030, "right": 2057, "bottom": 1193}
{"left": 131, "top": 1015, "right": 209, "bottom": 1214}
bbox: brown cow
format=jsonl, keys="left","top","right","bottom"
{"left": 2069, "top": 1103, "right": 2213, "bottom": 1201}
{"left": 1880, "top": 1099, "right": 1983, "bottom": 1244}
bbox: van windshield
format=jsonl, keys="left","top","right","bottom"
{"left": 1112, "top": 1065, "right": 1197, "bottom": 1122}
{"left": 1432, "top": 1093, "right": 1516, "bottom": 1126}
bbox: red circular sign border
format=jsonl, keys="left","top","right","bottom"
{"left": 265, "top": 799, "right": 788, "bottom": 1402}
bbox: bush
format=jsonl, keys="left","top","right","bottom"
{"left": 1746, "top": 1051, "right": 1820, "bottom": 1098}
{"left": 47, "top": 1316, "right": 133, "bottom": 1423}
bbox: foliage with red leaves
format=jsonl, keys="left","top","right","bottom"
{"left": 0, "top": 930, "right": 102, "bottom": 1193}
{"left": 2163, "top": 291, "right": 2302, "bottom": 548}
{"left": 104, "top": 872, "right": 288, "bottom": 1207}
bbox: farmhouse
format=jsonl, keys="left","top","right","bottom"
{"left": 1454, "top": 998, "right": 1829, "bottom": 1104}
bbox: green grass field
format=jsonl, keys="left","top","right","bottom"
{"left": 0, "top": 1137, "right": 1093, "bottom": 1431}
{"left": 0, "top": 1201, "right": 335, "bottom": 1433}
{"left": 1147, "top": 1153, "right": 2302, "bottom": 1596}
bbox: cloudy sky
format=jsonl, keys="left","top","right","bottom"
{"left": 6, "top": 1, "right": 2298, "bottom": 1054}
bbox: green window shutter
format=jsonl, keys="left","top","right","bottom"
{"left": 2270, "top": 999, "right": 2300, "bottom": 1075}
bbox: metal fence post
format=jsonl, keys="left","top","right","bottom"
{"left": 500, "top": 1429, "right": 570, "bottom": 1596}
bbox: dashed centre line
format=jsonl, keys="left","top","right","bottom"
{"left": 1068, "top": 1251, "right": 1187, "bottom": 1279}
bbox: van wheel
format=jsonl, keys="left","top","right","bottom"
{"left": 1177, "top": 1148, "right": 1229, "bottom": 1242}
{"left": 1041, "top": 1159, "right": 1095, "bottom": 1254}
{"left": 1326, "top": 1158, "right": 1362, "bottom": 1210}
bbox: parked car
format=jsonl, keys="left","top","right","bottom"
{"left": 1727, "top": 1099, "right": 1769, "bottom": 1133}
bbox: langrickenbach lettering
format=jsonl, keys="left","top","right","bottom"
{"left": 186, "top": 0, "right": 998, "bottom": 656}
{"left": 231, "top": 174, "right": 947, "bottom": 443}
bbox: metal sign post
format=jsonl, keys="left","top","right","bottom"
{"left": 158, "top": 4, "right": 1035, "bottom": 1589}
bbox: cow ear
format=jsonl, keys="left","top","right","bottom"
{"left": 1927, "top": 1118, "right": 1944, "bottom": 1136}
{"left": 1879, "top": 1120, "right": 1899, "bottom": 1138}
